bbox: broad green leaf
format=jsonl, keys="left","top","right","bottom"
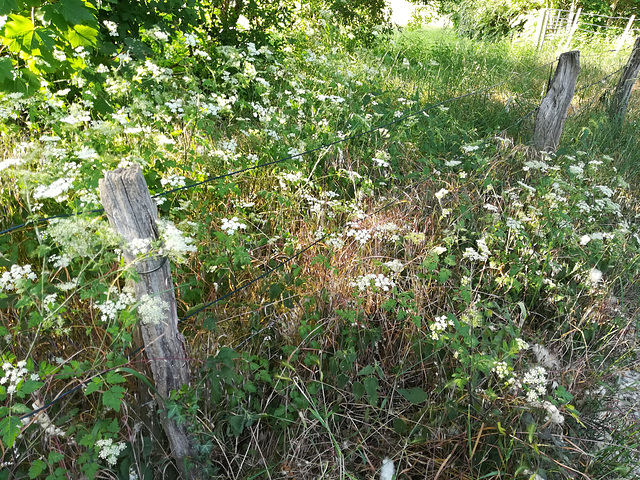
{"left": 352, "top": 381, "right": 365, "bottom": 401}
{"left": 48, "top": 451, "right": 65, "bottom": 463}
{"left": 397, "top": 387, "right": 429, "bottom": 404}
{"left": 228, "top": 414, "right": 245, "bottom": 436}
{"left": 83, "top": 378, "right": 102, "bottom": 396}
{"left": 28, "top": 459, "right": 47, "bottom": 479}
{"left": 357, "top": 365, "right": 374, "bottom": 376}
{"left": 3, "top": 15, "right": 55, "bottom": 55}
{"left": 364, "top": 376, "right": 378, "bottom": 407}
{"left": 0, "top": 0, "right": 20, "bottom": 16}
{"left": 66, "top": 24, "right": 97, "bottom": 48}
{"left": 105, "top": 371, "right": 126, "bottom": 384}
{"left": 0, "top": 57, "right": 14, "bottom": 83}
{"left": 102, "top": 385, "right": 125, "bottom": 412}
{"left": 0, "top": 415, "right": 22, "bottom": 448}
{"left": 58, "top": 0, "right": 97, "bottom": 25}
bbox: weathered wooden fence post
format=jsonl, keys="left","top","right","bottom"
{"left": 534, "top": 8, "right": 549, "bottom": 50}
{"left": 532, "top": 50, "right": 581, "bottom": 152}
{"left": 608, "top": 36, "right": 640, "bottom": 122}
{"left": 564, "top": 7, "right": 581, "bottom": 50}
{"left": 99, "top": 166, "right": 200, "bottom": 479}
{"left": 614, "top": 15, "right": 635, "bottom": 55}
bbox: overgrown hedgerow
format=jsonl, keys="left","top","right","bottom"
{"left": 0, "top": 11, "right": 639, "bottom": 480}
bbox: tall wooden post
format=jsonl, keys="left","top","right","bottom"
{"left": 99, "top": 166, "right": 200, "bottom": 479}
{"left": 564, "top": 8, "right": 581, "bottom": 50}
{"left": 534, "top": 8, "right": 548, "bottom": 50}
{"left": 614, "top": 15, "right": 635, "bottom": 55}
{"left": 609, "top": 36, "right": 640, "bottom": 122}
{"left": 532, "top": 50, "right": 581, "bottom": 152}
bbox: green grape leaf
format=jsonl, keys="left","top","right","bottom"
{"left": 58, "top": 0, "right": 97, "bottom": 25}
{"left": 66, "top": 24, "right": 97, "bottom": 48}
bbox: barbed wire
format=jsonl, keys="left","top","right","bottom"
{"left": 17, "top": 97, "right": 545, "bottom": 422}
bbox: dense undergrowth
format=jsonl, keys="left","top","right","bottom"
{"left": 1, "top": 12, "right": 640, "bottom": 480}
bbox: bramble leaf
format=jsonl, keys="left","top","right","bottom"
{"left": 0, "top": 415, "right": 22, "bottom": 448}
{"left": 102, "top": 385, "right": 125, "bottom": 412}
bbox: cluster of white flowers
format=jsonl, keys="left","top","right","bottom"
{"left": 138, "top": 294, "right": 169, "bottom": 325}
{"left": 128, "top": 237, "right": 153, "bottom": 256}
{"left": 492, "top": 361, "right": 509, "bottom": 380}
{"left": 346, "top": 224, "right": 372, "bottom": 245}
{"left": 33, "top": 177, "right": 75, "bottom": 201}
{"left": 96, "top": 438, "right": 127, "bottom": 467}
{"left": 0, "top": 157, "right": 24, "bottom": 172}
{"left": 372, "top": 150, "right": 391, "bottom": 168}
{"left": 429, "top": 314, "right": 454, "bottom": 341}
{"left": 1, "top": 360, "right": 38, "bottom": 395}
{"left": 515, "top": 338, "right": 530, "bottom": 351}
{"left": 325, "top": 233, "right": 345, "bottom": 249}
{"left": 0, "top": 264, "right": 37, "bottom": 292}
{"left": 95, "top": 287, "right": 136, "bottom": 322}
{"left": 160, "top": 174, "right": 186, "bottom": 189}
{"left": 522, "top": 366, "right": 548, "bottom": 402}
{"left": 463, "top": 237, "right": 491, "bottom": 262}
{"left": 444, "top": 160, "right": 462, "bottom": 167}
{"left": 221, "top": 217, "right": 247, "bottom": 235}
{"left": 523, "top": 159, "right": 550, "bottom": 172}
{"left": 158, "top": 220, "right": 197, "bottom": 261}
{"left": 384, "top": 259, "right": 404, "bottom": 273}
{"left": 28, "top": 401, "right": 65, "bottom": 438}
{"left": 103, "top": 20, "right": 119, "bottom": 37}
{"left": 350, "top": 273, "right": 395, "bottom": 292}
{"left": 435, "top": 188, "right": 449, "bottom": 200}
{"left": 461, "top": 144, "right": 480, "bottom": 153}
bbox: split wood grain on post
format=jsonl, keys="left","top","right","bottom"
{"left": 533, "top": 50, "right": 580, "bottom": 152}
{"left": 99, "top": 166, "right": 201, "bottom": 479}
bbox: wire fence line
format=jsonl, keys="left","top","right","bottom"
{"left": 10, "top": 52, "right": 639, "bottom": 422}
{"left": 16, "top": 88, "right": 559, "bottom": 423}
{"left": 0, "top": 58, "right": 560, "bottom": 238}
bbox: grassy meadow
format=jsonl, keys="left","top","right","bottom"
{"left": 0, "top": 16, "right": 639, "bottom": 480}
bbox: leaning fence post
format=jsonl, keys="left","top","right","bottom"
{"left": 534, "top": 8, "right": 548, "bottom": 50}
{"left": 614, "top": 15, "right": 635, "bottom": 55}
{"left": 609, "top": 36, "right": 640, "bottom": 122}
{"left": 532, "top": 50, "right": 580, "bottom": 152}
{"left": 564, "top": 8, "right": 581, "bottom": 50}
{"left": 99, "top": 166, "right": 200, "bottom": 478}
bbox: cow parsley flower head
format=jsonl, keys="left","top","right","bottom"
{"left": 96, "top": 438, "right": 127, "bottom": 466}
{"left": 221, "top": 217, "right": 247, "bottom": 235}
{"left": 350, "top": 274, "right": 395, "bottom": 292}
{"left": 158, "top": 220, "right": 197, "bottom": 262}
{"left": 138, "top": 295, "right": 169, "bottom": 325}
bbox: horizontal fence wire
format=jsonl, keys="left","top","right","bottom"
{"left": 1, "top": 59, "right": 558, "bottom": 238}
{"left": 18, "top": 45, "right": 640, "bottom": 422}
{"left": 16, "top": 67, "right": 558, "bottom": 422}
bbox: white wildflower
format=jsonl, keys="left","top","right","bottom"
{"left": 383, "top": 259, "right": 404, "bottom": 273}
{"left": 429, "top": 314, "right": 454, "bottom": 341}
{"left": 221, "top": 217, "right": 247, "bottom": 235}
{"left": 588, "top": 268, "right": 602, "bottom": 285}
{"left": 435, "top": 188, "right": 449, "bottom": 200}
{"left": 96, "top": 438, "right": 127, "bottom": 467}
{"left": 138, "top": 295, "right": 168, "bottom": 325}
{"left": 350, "top": 274, "right": 395, "bottom": 292}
